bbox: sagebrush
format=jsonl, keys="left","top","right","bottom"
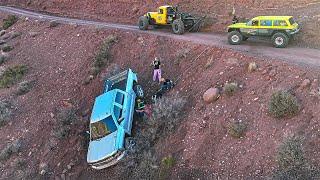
{"left": 0, "top": 139, "right": 22, "bottom": 161}
{"left": 269, "top": 91, "right": 299, "bottom": 118}
{"left": 228, "top": 121, "right": 247, "bottom": 138}
{"left": 3, "top": 15, "right": 18, "bottom": 29}
{"left": 53, "top": 108, "right": 77, "bottom": 139}
{"left": 0, "top": 65, "right": 28, "bottom": 88}
{"left": 224, "top": 82, "right": 238, "bottom": 96}
{"left": 0, "top": 100, "right": 12, "bottom": 127}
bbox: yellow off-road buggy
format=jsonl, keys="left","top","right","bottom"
{"left": 138, "top": 5, "right": 204, "bottom": 35}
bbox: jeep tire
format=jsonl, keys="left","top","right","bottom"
{"left": 172, "top": 19, "right": 185, "bottom": 34}
{"left": 228, "top": 31, "right": 243, "bottom": 45}
{"left": 139, "top": 16, "right": 149, "bottom": 30}
{"left": 272, "top": 32, "right": 289, "bottom": 48}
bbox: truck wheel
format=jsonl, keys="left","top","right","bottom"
{"left": 272, "top": 32, "right": 289, "bottom": 48}
{"left": 172, "top": 19, "right": 185, "bottom": 35}
{"left": 134, "top": 84, "right": 144, "bottom": 98}
{"left": 228, "top": 31, "right": 243, "bottom": 45}
{"left": 139, "top": 16, "right": 149, "bottom": 30}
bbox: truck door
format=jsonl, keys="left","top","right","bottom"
{"left": 258, "top": 20, "right": 273, "bottom": 36}
{"left": 156, "top": 8, "right": 167, "bottom": 25}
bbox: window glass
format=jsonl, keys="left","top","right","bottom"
{"left": 289, "top": 18, "right": 295, "bottom": 25}
{"left": 252, "top": 20, "right": 259, "bottom": 26}
{"left": 91, "top": 116, "right": 117, "bottom": 140}
{"left": 274, "top": 20, "right": 288, "bottom": 26}
{"left": 158, "top": 9, "right": 163, "bottom": 14}
{"left": 260, "top": 20, "right": 272, "bottom": 26}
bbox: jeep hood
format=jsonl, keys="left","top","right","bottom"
{"left": 87, "top": 131, "right": 118, "bottom": 163}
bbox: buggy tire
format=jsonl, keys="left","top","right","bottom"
{"left": 272, "top": 32, "right": 289, "bottom": 48}
{"left": 172, "top": 19, "right": 185, "bottom": 35}
{"left": 139, "top": 16, "right": 149, "bottom": 30}
{"left": 228, "top": 31, "right": 243, "bottom": 45}
{"left": 134, "top": 84, "right": 144, "bottom": 98}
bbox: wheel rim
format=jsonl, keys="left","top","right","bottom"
{"left": 275, "top": 37, "right": 284, "bottom": 46}
{"left": 174, "top": 24, "right": 179, "bottom": 31}
{"left": 231, "top": 35, "right": 240, "bottom": 43}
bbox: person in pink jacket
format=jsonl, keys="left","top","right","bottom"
{"left": 151, "top": 57, "right": 162, "bottom": 83}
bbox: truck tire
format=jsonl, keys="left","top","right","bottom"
{"left": 272, "top": 32, "right": 289, "bottom": 48}
{"left": 134, "top": 84, "right": 144, "bottom": 98}
{"left": 228, "top": 31, "right": 243, "bottom": 45}
{"left": 139, "top": 16, "right": 149, "bottom": 30}
{"left": 172, "top": 19, "right": 185, "bottom": 34}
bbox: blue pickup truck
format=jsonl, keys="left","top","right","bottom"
{"left": 87, "top": 69, "right": 143, "bottom": 169}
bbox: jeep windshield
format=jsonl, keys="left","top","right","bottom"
{"left": 91, "top": 116, "right": 117, "bottom": 141}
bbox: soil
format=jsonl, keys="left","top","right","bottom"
{"left": 0, "top": 6, "right": 320, "bottom": 180}
{"left": 1, "top": 0, "right": 320, "bottom": 48}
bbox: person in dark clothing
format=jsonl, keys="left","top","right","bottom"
{"left": 160, "top": 78, "right": 175, "bottom": 91}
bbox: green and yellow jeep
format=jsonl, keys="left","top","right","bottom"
{"left": 227, "top": 16, "right": 300, "bottom": 48}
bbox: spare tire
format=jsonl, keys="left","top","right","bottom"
{"left": 172, "top": 19, "right": 185, "bottom": 34}
{"left": 139, "top": 16, "right": 149, "bottom": 30}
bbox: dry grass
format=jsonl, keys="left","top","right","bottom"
{"left": 0, "top": 139, "right": 22, "bottom": 161}
{"left": 53, "top": 108, "right": 77, "bottom": 139}
{"left": 0, "top": 100, "right": 12, "bottom": 127}
{"left": 228, "top": 121, "right": 247, "bottom": 138}
{"left": 224, "top": 82, "right": 238, "bottom": 96}
{"left": 2, "top": 15, "right": 18, "bottom": 30}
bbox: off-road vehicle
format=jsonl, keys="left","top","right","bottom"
{"left": 138, "top": 5, "right": 204, "bottom": 34}
{"left": 227, "top": 16, "right": 300, "bottom": 48}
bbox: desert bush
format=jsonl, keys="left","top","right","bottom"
{"left": 10, "top": 31, "right": 22, "bottom": 39}
{"left": 269, "top": 91, "right": 299, "bottom": 118}
{"left": 0, "top": 139, "right": 22, "bottom": 161}
{"left": 0, "top": 100, "right": 12, "bottom": 127}
{"left": 16, "top": 80, "right": 34, "bottom": 95}
{"left": 54, "top": 108, "right": 77, "bottom": 139}
{"left": 3, "top": 15, "right": 18, "bottom": 30}
{"left": 0, "top": 65, "right": 28, "bottom": 88}
{"left": 49, "top": 21, "right": 59, "bottom": 28}
{"left": 159, "top": 156, "right": 176, "bottom": 179}
{"left": 91, "top": 35, "right": 118, "bottom": 77}
{"left": 0, "top": 55, "right": 7, "bottom": 65}
{"left": 273, "top": 136, "right": 320, "bottom": 180}
{"left": 228, "top": 121, "right": 247, "bottom": 138}
{"left": 2, "top": 44, "right": 13, "bottom": 52}
{"left": 224, "top": 82, "right": 238, "bottom": 96}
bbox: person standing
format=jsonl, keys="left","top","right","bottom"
{"left": 152, "top": 57, "right": 162, "bottom": 83}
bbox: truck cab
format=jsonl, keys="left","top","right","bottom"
{"left": 87, "top": 69, "right": 140, "bottom": 169}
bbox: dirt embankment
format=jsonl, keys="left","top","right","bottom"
{"left": 1, "top": 12, "right": 320, "bottom": 179}
{"left": 1, "top": 0, "right": 320, "bottom": 48}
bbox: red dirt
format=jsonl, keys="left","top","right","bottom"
{"left": 0, "top": 11, "right": 320, "bottom": 179}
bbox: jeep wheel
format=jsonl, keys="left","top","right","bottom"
{"left": 139, "top": 16, "right": 149, "bottom": 30}
{"left": 228, "top": 31, "right": 243, "bottom": 45}
{"left": 172, "top": 19, "right": 185, "bottom": 35}
{"left": 272, "top": 32, "right": 289, "bottom": 48}
{"left": 134, "top": 84, "right": 144, "bottom": 98}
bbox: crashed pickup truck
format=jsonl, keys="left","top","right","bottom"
{"left": 87, "top": 69, "right": 143, "bottom": 169}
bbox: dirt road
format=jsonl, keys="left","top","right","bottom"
{"left": 1, "top": 6, "right": 319, "bottom": 67}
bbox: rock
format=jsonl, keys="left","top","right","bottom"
{"left": 39, "top": 162, "right": 49, "bottom": 175}
{"left": 300, "top": 79, "right": 311, "bottom": 89}
{"left": 225, "top": 57, "right": 239, "bottom": 65}
{"left": 60, "top": 173, "right": 66, "bottom": 180}
{"left": 203, "top": 88, "right": 220, "bottom": 103}
{"left": 0, "top": 30, "right": 6, "bottom": 37}
{"left": 29, "top": 31, "right": 40, "bottom": 37}
{"left": 0, "top": 33, "right": 11, "bottom": 40}
{"left": 248, "top": 62, "right": 258, "bottom": 72}
{"left": 11, "top": 31, "right": 22, "bottom": 39}
{"left": 0, "top": 40, "right": 6, "bottom": 45}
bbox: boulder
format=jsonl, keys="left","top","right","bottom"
{"left": 0, "top": 30, "right": 6, "bottom": 37}
{"left": 300, "top": 79, "right": 311, "bottom": 89}
{"left": 248, "top": 62, "right": 258, "bottom": 72}
{"left": 203, "top": 88, "right": 220, "bottom": 103}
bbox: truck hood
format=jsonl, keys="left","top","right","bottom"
{"left": 228, "top": 23, "right": 247, "bottom": 28}
{"left": 87, "top": 131, "right": 118, "bottom": 163}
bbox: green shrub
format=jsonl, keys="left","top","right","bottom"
{"left": 161, "top": 156, "right": 175, "bottom": 169}
{"left": 3, "top": 15, "right": 18, "bottom": 30}
{"left": 224, "top": 82, "right": 238, "bottom": 96}
{"left": 269, "top": 91, "right": 299, "bottom": 118}
{"left": 228, "top": 121, "right": 247, "bottom": 138}
{"left": 0, "top": 55, "right": 7, "bottom": 65}
{"left": 0, "top": 65, "right": 28, "bottom": 88}
{"left": 91, "top": 35, "right": 118, "bottom": 77}
{"left": 2, "top": 44, "right": 13, "bottom": 52}
{"left": 0, "top": 100, "right": 12, "bottom": 127}
{"left": 0, "top": 139, "right": 22, "bottom": 161}
{"left": 277, "top": 136, "right": 305, "bottom": 169}
{"left": 54, "top": 108, "right": 77, "bottom": 139}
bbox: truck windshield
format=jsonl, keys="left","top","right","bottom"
{"left": 91, "top": 116, "right": 117, "bottom": 141}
